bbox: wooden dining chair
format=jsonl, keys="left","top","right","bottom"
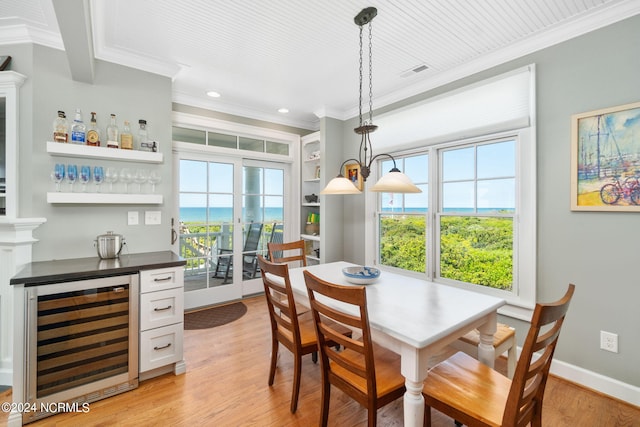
{"left": 303, "top": 270, "right": 406, "bottom": 427}
{"left": 422, "top": 284, "right": 575, "bottom": 427}
{"left": 257, "top": 256, "right": 351, "bottom": 413}
{"left": 268, "top": 239, "right": 307, "bottom": 267}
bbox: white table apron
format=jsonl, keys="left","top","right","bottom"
{"left": 287, "top": 261, "right": 506, "bottom": 427}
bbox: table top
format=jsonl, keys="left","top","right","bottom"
{"left": 288, "top": 261, "right": 506, "bottom": 349}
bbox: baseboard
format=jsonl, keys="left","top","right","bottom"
{"left": 550, "top": 358, "right": 640, "bottom": 407}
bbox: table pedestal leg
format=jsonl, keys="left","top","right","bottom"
{"left": 403, "top": 379, "right": 424, "bottom": 427}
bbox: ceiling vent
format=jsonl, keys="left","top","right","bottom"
{"left": 400, "top": 64, "right": 429, "bottom": 78}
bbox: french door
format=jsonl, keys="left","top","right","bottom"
{"left": 174, "top": 153, "right": 289, "bottom": 309}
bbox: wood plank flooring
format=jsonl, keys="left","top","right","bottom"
{"left": 2, "top": 296, "right": 639, "bottom": 426}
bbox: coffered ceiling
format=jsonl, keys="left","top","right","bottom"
{"left": 0, "top": 0, "right": 638, "bottom": 129}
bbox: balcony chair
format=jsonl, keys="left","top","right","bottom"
{"left": 213, "top": 222, "right": 263, "bottom": 284}
{"left": 303, "top": 270, "right": 406, "bottom": 427}
{"left": 257, "top": 256, "right": 352, "bottom": 414}
{"left": 422, "top": 284, "right": 575, "bottom": 427}
{"left": 267, "top": 223, "right": 284, "bottom": 260}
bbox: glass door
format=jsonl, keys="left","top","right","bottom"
{"left": 175, "top": 155, "right": 287, "bottom": 309}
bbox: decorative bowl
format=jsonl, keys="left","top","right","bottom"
{"left": 342, "top": 266, "right": 381, "bottom": 285}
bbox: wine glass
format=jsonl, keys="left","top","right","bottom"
{"left": 148, "top": 171, "right": 161, "bottom": 193}
{"left": 93, "top": 166, "right": 104, "bottom": 192}
{"left": 52, "top": 163, "right": 65, "bottom": 192}
{"left": 133, "top": 168, "right": 148, "bottom": 193}
{"left": 66, "top": 164, "right": 77, "bottom": 192}
{"left": 120, "top": 168, "right": 133, "bottom": 193}
{"left": 80, "top": 165, "right": 91, "bottom": 192}
{"left": 105, "top": 167, "right": 118, "bottom": 193}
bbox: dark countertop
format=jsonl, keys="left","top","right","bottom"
{"left": 10, "top": 250, "right": 186, "bottom": 286}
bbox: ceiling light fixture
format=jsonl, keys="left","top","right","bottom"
{"left": 278, "top": 108, "right": 289, "bottom": 113}
{"left": 206, "top": 91, "right": 221, "bottom": 98}
{"left": 321, "top": 7, "right": 421, "bottom": 195}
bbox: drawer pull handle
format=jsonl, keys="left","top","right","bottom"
{"left": 154, "top": 305, "right": 172, "bottom": 311}
{"left": 154, "top": 343, "right": 172, "bottom": 351}
{"left": 112, "top": 287, "right": 125, "bottom": 293}
{"left": 153, "top": 276, "right": 173, "bottom": 282}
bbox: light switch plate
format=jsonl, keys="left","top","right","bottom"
{"left": 127, "top": 211, "right": 139, "bottom": 225}
{"left": 145, "top": 211, "right": 161, "bottom": 225}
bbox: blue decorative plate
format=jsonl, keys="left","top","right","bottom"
{"left": 342, "top": 266, "right": 381, "bottom": 285}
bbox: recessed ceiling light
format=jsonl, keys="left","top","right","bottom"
{"left": 278, "top": 108, "right": 289, "bottom": 113}
{"left": 206, "top": 91, "right": 221, "bottom": 98}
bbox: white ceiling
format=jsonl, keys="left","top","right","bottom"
{"left": 1, "top": 0, "right": 639, "bottom": 130}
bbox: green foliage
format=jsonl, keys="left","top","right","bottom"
{"left": 380, "top": 215, "right": 513, "bottom": 290}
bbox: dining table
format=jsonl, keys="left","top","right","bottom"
{"left": 287, "top": 261, "right": 506, "bottom": 427}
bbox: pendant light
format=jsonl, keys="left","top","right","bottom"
{"left": 321, "top": 7, "right": 421, "bottom": 195}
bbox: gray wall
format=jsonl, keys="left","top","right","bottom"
{"left": 339, "top": 15, "right": 640, "bottom": 387}
{"left": 4, "top": 44, "right": 174, "bottom": 260}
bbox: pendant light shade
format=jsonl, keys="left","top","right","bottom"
{"left": 370, "top": 170, "right": 422, "bottom": 193}
{"left": 320, "top": 176, "right": 362, "bottom": 195}
{"left": 320, "top": 7, "right": 421, "bottom": 196}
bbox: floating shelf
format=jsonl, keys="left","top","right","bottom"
{"left": 47, "top": 141, "right": 163, "bottom": 163}
{"left": 47, "top": 192, "right": 163, "bottom": 205}
{"left": 302, "top": 202, "right": 320, "bottom": 207}
{"left": 303, "top": 178, "right": 320, "bottom": 183}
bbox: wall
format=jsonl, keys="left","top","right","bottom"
{"left": 339, "top": 15, "right": 640, "bottom": 391}
{"left": 11, "top": 45, "right": 174, "bottom": 260}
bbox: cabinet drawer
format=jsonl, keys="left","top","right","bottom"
{"left": 140, "top": 266, "right": 183, "bottom": 293}
{"left": 140, "top": 323, "right": 183, "bottom": 373}
{"left": 140, "top": 288, "right": 184, "bottom": 331}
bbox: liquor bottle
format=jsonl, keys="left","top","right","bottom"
{"left": 53, "top": 111, "right": 68, "bottom": 143}
{"left": 137, "top": 119, "right": 150, "bottom": 151}
{"left": 106, "top": 114, "right": 120, "bottom": 149}
{"left": 70, "top": 108, "right": 86, "bottom": 144}
{"left": 86, "top": 112, "right": 101, "bottom": 147}
{"left": 120, "top": 120, "right": 133, "bottom": 150}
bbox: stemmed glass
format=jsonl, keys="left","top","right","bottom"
{"left": 52, "top": 163, "right": 65, "bottom": 192}
{"left": 93, "top": 166, "right": 104, "bottom": 193}
{"left": 120, "top": 168, "right": 133, "bottom": 193}
{"left": 67, "top": 164, "right": 77, "bottom": 192}
{"left": 105, "top": 167, "right": 118, "bottom": 193}
{"left": 80, "top": 165, "right": 91, "bottom": 192}
{"left": 134, "top": 169, "right": 148, "bottom": 193}
{"left": 148, "top": 171, "right": 161, "bottom": 193}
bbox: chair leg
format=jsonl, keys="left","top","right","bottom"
{"left": 367, "top": 405, "right": 377, "bottom": 427}
{"left": 320, "top": 379, "right": 331, "bottom": 427}
{"left": 424, "top": 405, "right": 431, "bottom": 427}
{"left": 507, "top": 340, "right": 517, "bottom": 379}
{"left": 268, "top": 338, "right": 278, "bottom": 386}
{"left": 312, "top": 351, "right": 318, "bottom": 364}
{"left": 290, "top": 354, "right": 302, "bottom": 413}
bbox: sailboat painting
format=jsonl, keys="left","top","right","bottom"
{"left": 571, "top": 101, "right": 640, "bottom": 211}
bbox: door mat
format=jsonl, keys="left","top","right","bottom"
{"left": 184, "top": 302, "right": 247, "bottom": 330}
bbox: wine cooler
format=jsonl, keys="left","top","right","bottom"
{"left": 24, "top": 274, "right": 139, "bottom": 423}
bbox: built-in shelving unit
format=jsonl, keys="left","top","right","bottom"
{"left": 301, "top": 132, "right": 321, "bottom": 264}
{"left": 46, "top": 141, "right": 164, "bottom": 205}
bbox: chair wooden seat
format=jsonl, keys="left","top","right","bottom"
{"left": 423, "top": 284, "right": 575, "bottom": 427}
{"left": 258, "top": 255, "right": 352, "bottom": 414}
{"left": 304, "top": 270, "right": 406, "bottom": 427}
{"left": 450, "top": 322, "right": 516, "bottom": 378}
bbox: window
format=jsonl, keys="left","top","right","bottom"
{"left": 376, "top": 131, "right": 535, "bottom": 313}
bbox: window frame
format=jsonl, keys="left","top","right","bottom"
{"left": 372, "top": 128, "right": 536, "bottom": 319}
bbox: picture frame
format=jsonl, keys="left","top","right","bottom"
{"left": 344, "top": 162, "right": 363, "bottom": 191}
{"left": 570, "top": 101, "right": 640, "bottom": 211}
{"left": 314, "top": 165, "right": 321, "bottom": 179}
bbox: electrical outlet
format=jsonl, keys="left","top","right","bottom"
{"left": 600, "top": 331, "right": 618, "bottom": 353}
{"left": 127, "top": 211, "right": 139, "bottom": 226}
{"left": 145, "top": 211, "right": 161, "bottom": 225}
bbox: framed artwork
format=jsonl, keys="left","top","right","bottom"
{"left": 344, "top": 162, "right": 363, "bottom": 191}
{"left": 570, "top": 101, "right": 640, "bottom": 211}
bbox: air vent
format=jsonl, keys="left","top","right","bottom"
{"left": 400, "top": 64, "right": 429, "bottom": 78}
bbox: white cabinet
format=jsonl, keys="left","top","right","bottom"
{"left": 46, "top": 141, "right": 164, "bottom": 205}
{"left": 301, "top": 132, "right": 321, "bottom": 264}
{"left": 139, "top": 266, "right": 185, "bottom": 380}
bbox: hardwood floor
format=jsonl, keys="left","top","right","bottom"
{"left": 2, "top": 296, "right": 638, "bottom": 426}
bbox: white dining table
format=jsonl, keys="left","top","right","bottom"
{"left": 287, "top": 261, "right": 506, "bottom": 427}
